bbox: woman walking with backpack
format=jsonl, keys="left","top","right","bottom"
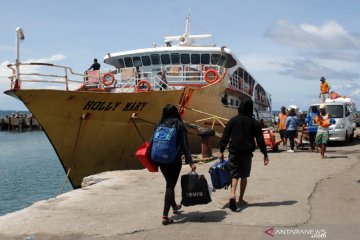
{"left": 151, "top": 104, "right": 196, "bottom": 225}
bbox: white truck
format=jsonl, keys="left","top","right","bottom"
{"left": 310, "top": 97, "right": 357, "bottom": 144}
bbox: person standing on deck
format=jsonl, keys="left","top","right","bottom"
{"left": 87, "top": 58, "right": 101, "bottom": 71}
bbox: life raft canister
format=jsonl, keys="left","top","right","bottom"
{"left": 102, "top": 72, "right": 115, "bottom": 86}
{"left": 204, "top": 69, "right": 219, "bottom": 83}
{"left": 137, "top": 80, "right": 151, "bottom": 92}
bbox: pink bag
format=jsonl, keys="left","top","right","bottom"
{"left": 135, "top": 141, "right": 158, "bottom": 172}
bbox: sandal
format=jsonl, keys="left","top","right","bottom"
{"left": 172, "top": 204, "right": 182, "bottom": 214}
{"left": 229, "top": 198, "right": 237, "bottom": 211}
{"left": 162, "top": 216, "right": 174, "bottom": 225}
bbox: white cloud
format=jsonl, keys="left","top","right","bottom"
{"left": 312, "top": 51, "right": 360, "bottom": 63}
{"left": 25, "top": 54, "right": 66, "bottom": 64}
{"left": 240, "top": 54, "right": 284, "bottom": 72}
{"left": 278, "top": 58, "right": 359, "bottom": 81}
{"left": 265, "top": 20, "right": 360, "bottom": 50}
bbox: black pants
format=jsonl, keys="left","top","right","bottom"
{"left": 159, "top": 159, "right": 182, "bottom": 216}
{"left": 286, "top": 130, "right": 297, "bottom": 150}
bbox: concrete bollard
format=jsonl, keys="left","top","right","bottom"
{"left": 197, "top": 128, "right": 215, "bottom": 158}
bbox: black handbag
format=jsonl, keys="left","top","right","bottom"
{"left": 180, "top": 172, "right": 212, "bottom": 206}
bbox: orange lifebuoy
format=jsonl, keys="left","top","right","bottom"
{"left": 137, "top": 80, "right": 151, "bottom": 92}
{"left": 102, "top": 72, "right": 115, "bottom": 86}
{"left": 204, "top": 69, "right": 219, "bottom": 83}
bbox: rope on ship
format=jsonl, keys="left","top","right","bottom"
{"left": 59, "top": 112, "right": 90, "bottom": 193}
{"left": 130, "top": 113, "right": 156, "bottom": 142}
{"left": 179, "top": 105, "right": 229, "bottom": 129}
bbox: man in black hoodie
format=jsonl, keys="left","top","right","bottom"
{"left": 219, "top": 99, "right": 269, "bottom": 211}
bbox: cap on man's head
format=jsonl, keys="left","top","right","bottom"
{"left": 94, "top": 58, "right": 98, "bottom": 62}
{"left": 320, "top": 76, "right": 325, "bottom": 81}
{"left": 319, "top": 104, "right": 327, "bottom": 109}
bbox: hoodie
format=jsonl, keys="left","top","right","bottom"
{"left": 219, "top": 99, "right": 267, "bottom": 156}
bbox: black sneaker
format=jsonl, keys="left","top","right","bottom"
{"left": 229, "top": 198, "right": 237, "bottom": 211}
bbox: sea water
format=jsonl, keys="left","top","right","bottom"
{"left": 0, "top": 130, "right": 73, "bottom": 216}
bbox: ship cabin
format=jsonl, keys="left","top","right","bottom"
{"left": 83, "top": 47, "right": 237, "bottom": 93}
{"left": 83, "top": 46, "right": 270, "bottom": 112}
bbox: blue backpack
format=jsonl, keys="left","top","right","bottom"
{"left": 151, "top": 126, "right": 177, "bottom": 164}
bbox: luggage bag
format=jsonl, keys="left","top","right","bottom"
{"left": 209, "top": 159, "right": 230, "bottom": 190}
{"left": 181, "top": 172, "right": 212, "bottom": 206}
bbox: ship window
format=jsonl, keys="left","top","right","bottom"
{"left": 124, "top": 57, "right": 133, "bottom": 67}
{"left": 244, "top": 71, "right": 249, "bottom": 82}
{"left": 151, "top": 54, "right": 160, "bottom": 65}
{"left": 211, "top": 54, "right": 221, "bottom": 64}
{"left": 181, "top": 54, "right": 190, "bottom": 64}
{"left": 239, "top": 68, "right": 244, "bottom": 79}
{"left": 201, "top": 54, "right": 210, "bottom": 64}
{"left": 141, "top": 56, "right": 151, "bottom": 66}
{"left": 161, "top": 54, "right": 170, "bottom": 65}
{"left": 170, "top": 53, "right": 180, "bottom": 64}
{"left": 118, "top": 58, "right": 125, "bottom": 69}
{"left": 132, "top": 56, "right": 142, "bottom": 67}
{"left": 191, "top": 54, "right": 200, "bottom": 64}
{"left": 218, "top": 55, "right": 226, "bottom": 66}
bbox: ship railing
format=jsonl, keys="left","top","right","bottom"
{"left": 230, "top": 73, "right": 252, "bottom": 97}
{"left": 111, "top": 64, "right": 225, "bottom": 91}
{"left": 7, "top": 62, "right": 89, "bottom": 91}
{"left": 7, "top": 62, "right": 226, "bottom": 92}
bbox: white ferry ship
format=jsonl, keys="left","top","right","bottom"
{"left": 5, "top": 17, "right": 272, "bottom": 188}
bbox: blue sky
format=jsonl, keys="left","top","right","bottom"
{"left": 1, "top": 0, "right": 359, "bottom": 111}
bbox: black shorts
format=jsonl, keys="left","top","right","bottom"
{"left": 228, "top": 153, "right": 253, "bottom": 179}
{"left": 279, "top": 129, "right": 286, "bottom": 138}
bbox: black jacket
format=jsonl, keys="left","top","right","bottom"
{"left": 151, "top": 118, "right": 193, "bottom": 165}
{"left": 88, "top": 62, "right": 100, "bottom": 70}
{"left": 219, "top": 99, "right": 267, "bottom": 157}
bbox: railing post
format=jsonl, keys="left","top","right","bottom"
{"left": 15, "top": 27, "right": 24, "bottom": 90}
{"left": 65, "top": 68, "right": 69, "bottom": 91}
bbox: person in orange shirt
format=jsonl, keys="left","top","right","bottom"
{"left": 277, "top": 106, "right": 288, "bottom": 146}
{"left": 319, "top": 76, "right": 330, "bottom": 103}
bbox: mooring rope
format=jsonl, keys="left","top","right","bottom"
{"left": 130, "top": 113, "right": 157, "bottom": 142}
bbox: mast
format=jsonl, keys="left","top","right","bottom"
{"left": 184, "top": 15, "right": 190, "bottom": 37}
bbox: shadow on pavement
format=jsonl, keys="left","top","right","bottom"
{"left": 222, "top": 200, "right": 297, "bottom": 212}
{"left": 173, "top": 210, "right": 227, "bottom": 223}
{"left": 325, "top": 155, "right": 348, "bottom": 159}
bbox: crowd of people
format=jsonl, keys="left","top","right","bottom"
{"left": 274, "top": 103, "right": 335, "bottom": 159}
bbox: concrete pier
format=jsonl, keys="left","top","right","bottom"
{"left": 0, "top": 132, "right": 359, "bottom": 240}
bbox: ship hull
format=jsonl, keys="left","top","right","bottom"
{"left": 5, "top": 84, "right": 242, "bottom": 188}
{"left": 6, "top": 89, "right": 185, "bottom": 187}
